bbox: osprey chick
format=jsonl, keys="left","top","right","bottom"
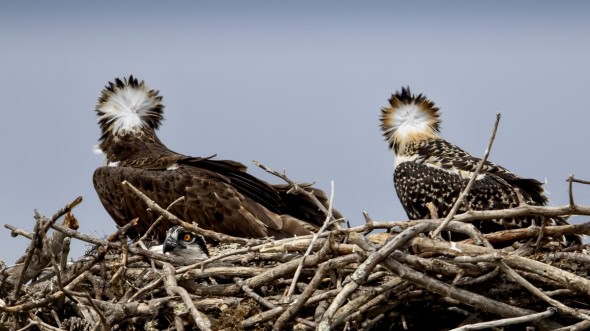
{"left": 380, "top": 87, "right": 567, "bottom": 235}
{"left": 149, "top": 226, "right": 209, "bottom": 262}
{"left": 93, "top": 76, "right": 335, "bottom": 239}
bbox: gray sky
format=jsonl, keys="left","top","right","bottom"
{"left": 1, "top": 1, "right": 589, "bottom": 264}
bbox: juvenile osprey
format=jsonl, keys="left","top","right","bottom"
{"left": 380, "top": 87, "right": 567, "bottom": 235}
{"left": 93, "top": 76, "right": 334, "bottom": 240}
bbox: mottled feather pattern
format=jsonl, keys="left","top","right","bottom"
{"left": 394, "top": 161, "right": 540, "bottom": 232}
{"left": 414, "top": 139, "right": 548, "bottom": 206}
{"left": 381, "top": 86, "right": 577, "bottom": 243}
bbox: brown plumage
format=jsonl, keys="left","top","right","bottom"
{"left": 93, "top": 76, "right": 336, "bottom": 240}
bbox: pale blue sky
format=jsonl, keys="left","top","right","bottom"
{"left": 1, "top": 1, "right": 589, "bottom": 263}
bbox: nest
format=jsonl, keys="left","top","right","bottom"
{"left": 1, "top": 189, "right": 590, "bottom": 331}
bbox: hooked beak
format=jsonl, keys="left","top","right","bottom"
{"left": 162, "top": 237, "right": 178, "bottom": 254}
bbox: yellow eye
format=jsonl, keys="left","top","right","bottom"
{"left": 183, "top": 234, "right": 193, "bottom": 241}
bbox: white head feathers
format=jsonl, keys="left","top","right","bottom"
{"left": 380, "top": 86, "right": 441, "bottom": 154}
{"left": 96, "top": 75, "right": 164, "bottom": 140}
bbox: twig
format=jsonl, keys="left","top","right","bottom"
{"left": 413, "top": 237, "right": 590, "bottom": 296}
{"left": 451, "top": 308, "right": 556, "bottom": 331}
{"left": 569, "top": 175, "right": 576, "bottom": 207}
{"left": 274, "top": 254, "right": 360, "bottom": 330}
{"left": 137, "top": 196, "right": 185, "bottom": 242}
{"left": 499, "top": 261, "right": 590, "bottom": 320}
{"left": 161, "top": 263, "right": 211, "bottom": 331}
{"left": 283, "top": 180, "right": 335, "bottom": 303}
{"left": 253, "top": 160, "right": 336, "bottom": 220}
{"left": 319, "top": 222, "right": 432, "bottom": 329}
{"left": 572, "top": 177, "right": 590, "bottom": 185}
{"left": 432, "top": 113, "right": 501, "bottom": 238}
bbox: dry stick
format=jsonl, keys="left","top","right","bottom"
{"left": 554, "top": 320, "right": 590, "bottom": 331}
{"left": 283, "top": 180, "right": 335, "bottom": 304}
{"left": 161, "top": 263, "right": 211, "bottom": 331}
{"left": 127, "top": 277, "right": 164, "bottom": 302}
{"left": 121, "top": 180, "right": 265, "bottom": 246}
{"left": 334, "top": 231, "right": 548, "bottom": 330}
{"left": 568, "top": 175, "right": 576, "bottom": 207}
{"left": 465, "top": 222, "right": 590, "bottom": 245}
{"left": 10, "top": 196, "right": 83, "bottom": 301}
{"left": 451, "top": 308, "right": 556, "bottom": 331}
{"left": 234, "top": 278, "right": 317, "bottom": 329}
{"left": 572, "top": 177, "right": 590, "bottom": 185}
{"left": 233, "top": 277, "right": 275, "bottom": 310}
{"left": 49, "top": 221, "right": 205, "bottom": 265}
{"left": 27, "top": 313, "right": 63, "bottom": 331}
{"left": 318, "top": 222, "right": 433, "bottom": 330}
{"left": 5, "top": 225, "right": 33, "bottom": 240}
{"left": 432, "top": 113, "right": 501, "bottom": 238}
{"left": 35, "top": 217, "right": 68, "bottom": 298}
{"left": 253, "top": 160, "right": 332, "bottom": 217}
{"left": 274, "top": 254, "right": 361, "bottom": 330}
{"left": 413, "top": 237, "right": 590, "bottom": 295}
{"left": 498, "top": 261, "right": 590, "bottom": 320}
{"left": 56, "top": 237, "right": 71, "bottom": 311}
{"left": 340, "top": 206, "right": 590, "bottom": 234}
{"left": 332, "top": 277, "right": 405, "bottom": 327}
{"left": 84, "top": 293, "right": 109, "bottom": 331}
{"left": 380, "top": 257, "right": 540, "bottom": 319}
{"left": 11, "top": 218, "right": 42, "bottom": 301}
{"left": 0, "top": 221, "right": 135, "bottom": 313}
{"left": 137, "top": 196, "right": 185, "bottom": 242}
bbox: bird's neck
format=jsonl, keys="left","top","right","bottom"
{"left": 98, "top": 131, "right": 181, "bottom": 168}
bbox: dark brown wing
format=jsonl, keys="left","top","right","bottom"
{"left": 93, "top": 166, "right": 316, "bottom": 239}
{"left": 177, "top": 157, "right": 286, "bottom": 212}
{"left": 178, "top": 157, "right": 331, "bottom": 226}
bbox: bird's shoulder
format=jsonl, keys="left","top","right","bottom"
{"left": 414, "top": 139, "right": 517, "bottom": 180}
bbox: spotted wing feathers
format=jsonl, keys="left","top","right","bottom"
{"left": 395, "top": 139, "right": 551, "bottom": 231}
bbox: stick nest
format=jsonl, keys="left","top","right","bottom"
{"left": 1, "top": 193, "right": 590, "bottom": 331}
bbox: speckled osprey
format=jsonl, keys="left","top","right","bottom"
{"left": 380, "top": 87, "right": 566, "bottom": 235}
{"left": 93, "top": 76, "right": 334, "bottom": 240}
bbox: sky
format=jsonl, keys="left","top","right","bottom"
{"left": 1, "top": 1, "right": 589, "bottom": 264}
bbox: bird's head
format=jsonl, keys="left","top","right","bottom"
{"left": 161, "top": 225, "right": 209, "bottom": 261}
{"left": 95, "top": 75, "right": 164, "bottom": 142}
{"left": 380, "top": 86, "right": 441, "bottom": 154}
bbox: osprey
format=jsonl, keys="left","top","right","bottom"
{"left": 380, "top": 87, "right": 570, "bottom": 235}
{"left": 150, "top": 226, "right": 209, "bottom": 262}
{"left": 93, "top": 76, "right": 334, "bottom": 240}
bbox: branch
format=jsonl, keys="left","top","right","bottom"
{"left": 432, "top": 113, "right": 501, "bottom": 238}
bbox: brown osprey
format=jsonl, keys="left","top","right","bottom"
{"left": 93, "top": 76, "right": 334, "bottom": 240}
{"left": 380, "top": 87, "right": 574, "bottom": 237}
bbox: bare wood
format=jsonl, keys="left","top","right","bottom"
{"left": 451, "top": 308, "right": 556, "bottom": 331}
{"left": 498, "top": 261, "right": 590, "bottom": 320}
{"left": 162, "top": 263, "right": 211, "bottom": 331}
{"left": 284, "top": 180, "right": 335, "bottom": 303}
{"left": 274, "top": 254, "right": 360, "bottom": 330}
{"left": 319, "top": 222, "right": 433, "bottom": 329}
{"left": 413, "top": 237, "right": 590, "bottom": 296}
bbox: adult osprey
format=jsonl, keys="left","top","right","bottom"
{"left": 93, "top": 76, "right": 333, "bottom": 240}
{"left": 380, "top": 87, "right": 569, "bottom": 235}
